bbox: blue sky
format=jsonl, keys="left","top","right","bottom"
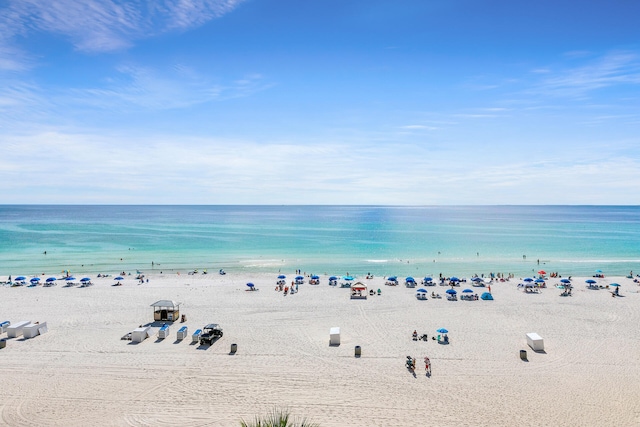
{"left": 1, "top": 0, "right": 639, "bottom": 204}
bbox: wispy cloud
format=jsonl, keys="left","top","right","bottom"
{"left": 533, "top": 51, "right": 640, "bottom": 98}
{"left": 74, "top": 65, "right": 271, "bottom": 110}
{"left": 0, "top": 0, "right": 244, "bottom": 69}
{"left": 399, "top": 125, "right": 438, "bottom": 130}
{"left": 0, "top": 64, "right": 272, "bottom": 121}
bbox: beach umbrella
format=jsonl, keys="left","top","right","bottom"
{"left": 417, "top": 288, "right": 428, "bottom": 293}
{"left": 535, "top": 278, "right": 545, "bottom": 283}
{"left": 462, "top": 288, "right": 473, "bottom": 293}
{"left": 471, "top": 277, "right": 482, "bottom": 282}
{"left": 114, "top": 276, "right": 124, "bottom": 281}
{"left": 523, "top": 277, "right": 534, "bottom": 282}
{"left": 65, "top": 277, "right": 76, "bottom": 281}
{"left": 446, "top": 289, "right": 457, "bottom": 295}
{"left": 80, "top": 277, "right": 91, "bottom": 282}
{"left": 30, "top": 277, "right": 41, "bottom": 283}
{"left": 560, "top": 278, "right": 571, "bottom": 284}
{"left": 538, "top": 270, "right": 546, "bottom": 275}
{"left": 46, "top": 277, "right": 57, "bottom": 282}
{"left": 481, "top": 292, "right": 493, "bottom": 300}
{"left": 295, "top": 275, "right": 304, "bottom": 280}
{"left": 329, "top": 276, "right": 337, "bottom": 280}
{"left": 450, "top": 277, "right": 459, "bottom": 282}
{"left": 15, "top": 276, "right": 26, "bottom": 281}
{"left": 586, "top": 279, "right": 596, "bottom": 284}
{"left": 423, "top": 277, "right": 432, "bottom": 282}
{"left": 595, "top": 269, "right": 603, "bottom": 273}
{"left": 406, "top": 276, "right": 415, "bottom": 282}
{"left": 343, "top": 276, "right": 354, "bottom": 281}
{"left": 246, "top": 283, "right": 255, "bottom": 288}
{"left": 311, "top": 275, "right": 319, "bottom": 279}
{"left": 277, "top": 275, "right": 286, "bottom": 279}
{"left": 436, "top": 328, "right": 448, "bottom": 334}
{"left": 610, "top": 283, "right": 620, "bottom": 287}
{"left": 387, "top": 276, "right": 397, "bottom": 281}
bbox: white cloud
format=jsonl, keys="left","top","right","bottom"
{"left": 2, "top": 129, "right": 639, "bottom": 204}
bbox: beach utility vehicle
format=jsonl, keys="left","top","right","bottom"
{"left": 199, "top": 324, "right": 223, "bottom": 345}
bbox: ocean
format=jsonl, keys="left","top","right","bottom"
{"left": 1, "top": 205, "right": 639, "bottom": 278}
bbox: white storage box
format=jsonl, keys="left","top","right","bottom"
{"left": 132, "top": 326, "right": 151, "bottom": 343}
{"left": 330, "top": 327, "right": 340, "bottom": 346}
{"left": 23, "top": 322, "right": 47, "bottom": 338}
{"left": 526, "top": 333, "right": 544, "bottom": 351}
{"left": 7, "top": 321, "right": 30, "bottom": 338}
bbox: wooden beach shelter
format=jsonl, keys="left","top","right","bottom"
{"left": 151, "top": 300, "right": 181, "bottom": 322}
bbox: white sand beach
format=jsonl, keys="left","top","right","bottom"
{"left": 1, "top": 272, "right": 640, "bottom": 426}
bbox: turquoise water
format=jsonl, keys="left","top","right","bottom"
{"left": 1, "top": 205, "right": 639, "bottom": 278}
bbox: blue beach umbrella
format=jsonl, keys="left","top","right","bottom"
{"left": 65, "top": 277, "right": 76, "bottom": 281}
{"left": 343, "top": 276, "right": 354, "bottom": 281}
{"left": 560, "top": 278, "right": 571, "bottom": 284}
{"left": 295, "top": 275, "right": 304, "bottom": 280}
{"left": 277, "top": 275, "right": 286, "bottom": 279}
{"left": 462, "top": 288, "right": 473, "bottom": 293}
{"left": 80, "top": 277, "right": 91, "bottom": 282}
{"left": 610, "top": 283, "right": 620, "bottom": 287}
{"left": 423, "top": 277, "right": 432, "bottom": 282}
{"left": 406, "top": 276, "right": 415, "bottom": 282}
{"left": 523, "top": 277, "right": 534, "bottom": 282}
{"left": 329, "top": 276, "right": 337, "bottom": 280}
{"left": 450, "top": 277, "right": 459, "bottom": 282}
{"left": 387, "top": 276, "right": 397, "bottom": 281}
{"left": 471, "top": 277, "right": 482, "bottom": 282}
{"left": 15, "top": 276, "right": 26, "bottom": 281}
{"left": 114, "top": 276, "right": 124, "bottom": 281}
{"left": 30, "top": 277, "right": 41, "bottom": 283}
{"left": 446, "top": 289, "right": 457, "bottom": 295}
{"left": 417, "top": 288, "right": 428, "bottom": 293}
{"left": 246, "top": 283, "right": 255, "bottom": 288}
{"left": 535, "top": 278, "right": 545, "bottom": 283}
{"left": 46, "top": 277, "right": 57, "bottom": 282}
{"left": 311, "top": 275, "right": 319, "bottom": 279}
{"left": 586, "top": 279, "right": 596, "bottom": 284}
{"left": 595, "top": 269, "right": 603, "bottom": 273}
{"left": 481, "top": 292, "right": 493, "bottom": 300}
{"left": 436, "top": 328, "right": 448, "bottom": 334}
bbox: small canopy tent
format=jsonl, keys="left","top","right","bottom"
{"left": 151, "top": 300, "right": 181, "bottom": 322}
{"left": 350, "top": 282, "right": 367, "bottom": 299}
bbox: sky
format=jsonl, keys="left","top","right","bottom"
{"left": 1, "top": 0, "right": 639, "bottom": 204}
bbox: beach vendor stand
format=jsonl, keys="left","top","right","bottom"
{"left": 151, "top": 300, "right": 181, "bottom": 322}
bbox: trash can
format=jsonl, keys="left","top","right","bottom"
{"left": 355, "top": 345, "right": 361, "bottom": 357}
{"left": 0, "top": 339, "right": 6, "bottom": 349}
{"left": 230, "top": 343, "right": 237, "bottom": 353}
{"left": 520, "top": 349, "right": 527, "bottom": 360}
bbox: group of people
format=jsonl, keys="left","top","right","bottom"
{"left": 275, "top": 281, "right": 299, "bottom": 295}
{"left": 405, "top": 355, "right": 431, "bottom": 375}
